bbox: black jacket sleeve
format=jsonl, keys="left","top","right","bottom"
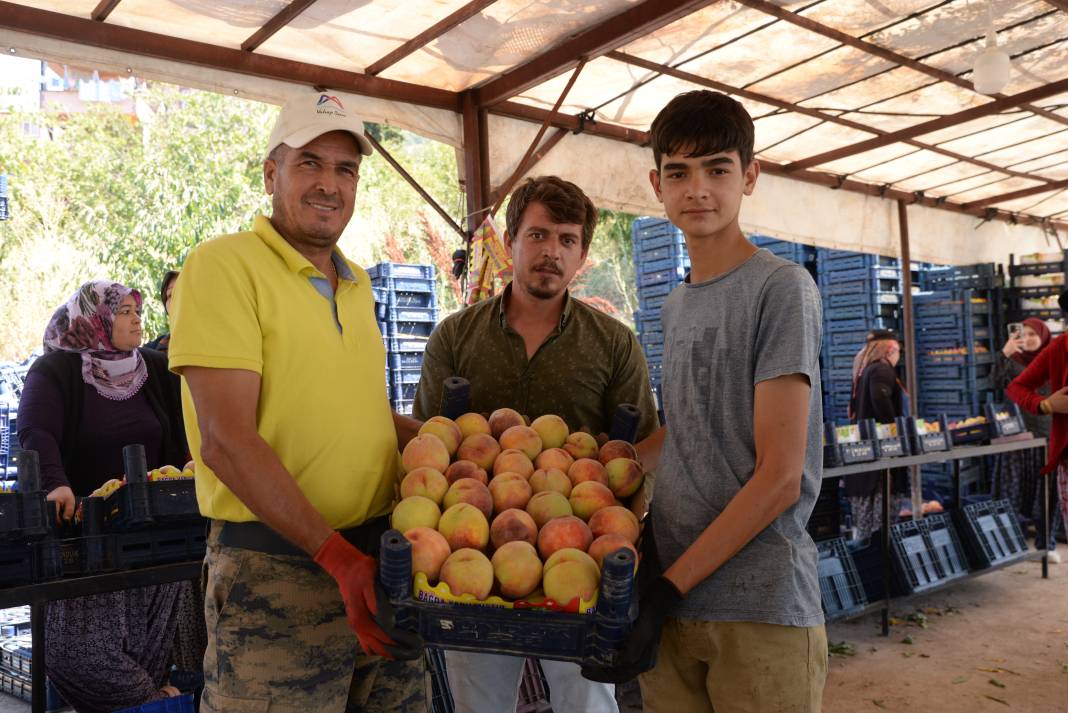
{"left": 865, "top": 362, "right": 901, "bottom": 424}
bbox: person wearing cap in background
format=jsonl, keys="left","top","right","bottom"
{"left": 167, "top": 93, "right": 426, "bottom": 713}
{"left": 846, "top": 329, "right": 906, "bottom": 541}
{"left": 145, "top": 269, "right": 180, "bottom": 353}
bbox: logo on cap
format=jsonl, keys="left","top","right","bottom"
{"left": 317, "top": 94, "right": 344, "bottom": 110}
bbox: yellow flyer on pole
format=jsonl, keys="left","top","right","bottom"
{"left": 467, "top": 215, "right": 512, "bottom": 304}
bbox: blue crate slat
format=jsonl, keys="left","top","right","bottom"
{"left": 824, "top": 342, "right": 865, "bottom": 356}
{"left": 640, "top": 331, "right": 664, "bottom": 346}
{"left": 390, "top": 368, "right": 422, "bottom": 386}
{"left": 368, "top": 262, "right": 435, "bottom": 280}
{"left": 825, "top": 316, "right": 899, "bottom": 333}
{"left": 371, "top": 276, "right": 436, "bottom": 293}
{"left": 384, "top": 290, "right": 438, "bottom": 309}
{"left": 917, "top": 376, "right": 992, "bottom": 391}
{"left": 816, "top": 253, "right": 899, "bottom": 270}
{"left": 637, "top": 255, "right": 691, "bottom": 274}
{"left": 827, "top": 291, "right": 901, "bottom": 308}
{"left": 637, "top": 281, "right": 676, "bottom": 301}
{"left": 636, "top": 231, "right": 687, "bottom": 254}
{"left": 821, "top": 276, "right": 903, "bottom": 295}
{"left": 917, "top": 362, "right": 991, "bottom": 380}
{"left": 632, "top": 217, "right": 675, "bottom": 240}
{"left": 915, "top": 313, "right": 992, "bottom": 331}
{"left": 817, "top": 538, "right": 868, "bottom": 619}
{"left": 638, "top": 292, "right": 669, "bottom": 311}
{"left": 635, "top": 242, "right": 688, "bottom": 264}
{"left": 956, "top": 499, "right": 1030, "bottom": 569}
{"left": 112, "top": 694, "right": 196, "bottom": 713}
{"left": 827, "top": 329, "right": 870, "bottom": 347}
{"left": 638, "top": 265, "right": 688, "bottom": 287}
{"left": 390, "top": 381, "right": 419, "bottom": 401}
{"left": 818, "top": 265, "right": 901, "bottom": 285}
{"left": 643, "top": 342, "right": 664, "bottom": 358}
{"left": 822, "top": 303, "right": 899, "bottom": 321}
{"left": 387, "top": 307, "right": 439, "bottom": 323}
{"left": 385, "top": 337, "right": 429, "bottom": 353}
{"left": 387, "top": 321, "right": 435, "bottom": 339}
{"left": 393, "top": 399, "right": 414, "bottom": 416}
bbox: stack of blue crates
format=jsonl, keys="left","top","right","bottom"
{"left": 631, "top": 218, "right": 689, "bottom": 404}
{"left": 368, "top": 262, "right": 439, "bottom": 416}
{"left": 750, "top": 235, "right": 817, "bottom": 275}
{"left": 816, "top": 249, "right": 903, "bottom": 422}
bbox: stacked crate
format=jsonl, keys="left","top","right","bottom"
{"left": 369, "top": 263, "right": 439, "bottom": 416}
{"left": 749, "top": 235, "right": 817, "bottom": 278}
{"left": 1005, "top": 251, "right": 1067, "bottom": 337}
{"left": 816, "top": 250, "right": 903, "bottom": 422}
{"left": 631, "top": 218, "right": 690, "bottom": 409}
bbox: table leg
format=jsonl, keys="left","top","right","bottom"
{"left": 881, "top": 468, "right": 891, "bottom": 637}
{"left": 1042, "top": 470, "right": 1050, "bottom": 580}
{"left": 31, "top": 601, "right": 44, "bottom": 713}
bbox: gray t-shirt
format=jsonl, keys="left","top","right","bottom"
{"left": 652, "top": 248, "right": 824, "bottom": 627}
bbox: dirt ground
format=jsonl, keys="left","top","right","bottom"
{"left": 823, "top": 556, "right": 1068, "bottom": 713}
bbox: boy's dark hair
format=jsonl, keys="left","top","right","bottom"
{"left": 649, "top": 90, "right": 755, "bottom": 170}
{"left": 505, "top": 176, "right": 597, "bottom": 251}
{"left": 160, "top": 270, "right": 180, "bottom": 308}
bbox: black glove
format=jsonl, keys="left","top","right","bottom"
{"left": 581, "top": 575, "right": 683, "bottom": 684}
{"left": 374, "top": 580, "right": 425, "bottom": 661}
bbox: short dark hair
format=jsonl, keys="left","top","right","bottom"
{"left": 649, "top": 90, "right": 755, "bottom": 170}
{"left": 505, "top": 176, "right": 597, "bottom": 251}
{"left": 160, "top": 270, "right": 179, "bottom": 308}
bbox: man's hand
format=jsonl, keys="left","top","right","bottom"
{"left": 581, "top": 576, "right": 681, "bottom": 683}
{"left": 315, "top": 533, "right": 398, "bottom": 658}
{"left": 1046, "top": 386, "right": 1068, "bottom": 414}
{"left": 46, "top": 486, "right": 75, "bottom": 523}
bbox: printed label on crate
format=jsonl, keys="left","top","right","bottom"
{"left": 875, "top": 423, "right": 898, "bottom": 439}
{"left": 834, "top": 424, "right": 862, "bottom": 443}
{"left": 412, "top": 572, "right": 597, "bottom": 614}
{"left": 914, "top": 419, "right": 942, "bottom": 434}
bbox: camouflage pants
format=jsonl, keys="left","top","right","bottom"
{"left": 201, "top": 523, "right": 427, "bottom": 713}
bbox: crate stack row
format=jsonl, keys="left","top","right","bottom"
{"left": 1005, "top": 250, "right": 1067, "bottom": 337}
{"left": 369, "top": 263, "right": 439, "bottom": 417}
{"left": 631, "top": 218, "right": 690, "bottom": 410}
{"left": 816, "top": 250, "right": 904, "bottom": 423}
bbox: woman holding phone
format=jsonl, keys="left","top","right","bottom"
{"left": 995, "top": 317, "right": 1060, "bottom": 561}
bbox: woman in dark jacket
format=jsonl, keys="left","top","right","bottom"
{"left": 17, "top": 281, "right": 189, "bottom": 712}
{"left": 993, "top": 317, "right": 1059, "bottom": 561}
{"left": 847, "top": 331, "right": 905, "bottom": 540}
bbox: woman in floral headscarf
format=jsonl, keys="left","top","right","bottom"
{"left": 17, "top": 281, "right": 192, "bottom": 711}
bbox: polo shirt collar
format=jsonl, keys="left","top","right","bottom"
{"left": 253, "top": 215, "right": 357, "bottom": 283}
{"left": 497, "top": 283, "right": 574, "bottom": 330}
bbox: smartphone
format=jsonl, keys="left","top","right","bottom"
{"left": 1007, "top": 322, "right": 1023, "bottom": 339}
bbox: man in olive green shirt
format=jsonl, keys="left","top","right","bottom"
{"left": 413, "top": 176, "right": 658, "bottom": 712}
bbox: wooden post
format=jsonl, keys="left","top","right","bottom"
{"left": 898, "top": 200, "right": 922, "bottom": 521}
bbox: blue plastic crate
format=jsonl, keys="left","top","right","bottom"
{"left": 635, "top": 242, "right": 688, "bottom": 264}
{"left": 824, "top": 342, "right": 864, "bottom": 357}
{"left": 637, "top": 280, "right": 677, "bottom": 300}
{"left": 640, "top": 330, "right": 664, "bottom": 346}
{"left": 377, "top": 320, "right": 388, "bottom": 336}
{"left": 827, "top": 291, "right": 901, "bottom": 308}
{"left": 636, "top": 230, "right": 687, "bottom": 254}
{"left": 637, "top": 291, "right": 669, "bottom": 311}
{"left": 390, "top": 381, "right": 419, "bottom": 401}
{"left": 393, "top": 399, "right": 414, "bottom": 416}
{"left": 818, "top": 265, "right": 901, "bottom": 285}
{"left": 816, "top": 253, "right": 899, "bottom": 270}
{"left": 384, "top": 290, "right": 438, "bottom": 309}
{"left": 919, "top": 388, "right": 983, "bottom": 406}
{"left": 824, "top": 316, "right": 899, "bottom": 333}
{"left": 637, "top": 255, "right": 690, "bottom": 275}
{"left": 824, "top": 354, "right": 857, "bottom": 369}
{"left": 112, "top": 693, "right": 195, "bottom": 713}
{"left": 637, "top": 265, "right": 687, "bottom": 287}
{"left": 827, "top": 330, "right": 869, "bottom": 347}
{"left": 822, "top": 276, "right": 902, "bottom": 296}
{"left": 371, "top": 276, "right": 436, "bottom": 293}
{"left": 633, "top": 217, "right": 675, "bottom": 240}
{"left": 388, "top": 352, "right": 425, "bottom": 371}
{"left": 387, "top": 321, "right": 435, "bottom": 339}
{"left": 822, "top": 303, "right": 899, "bottom": 321}
{"left": 636, "top": 313, "right": 662, "bottom": 335}
{"left": 955, "top": 499, "right": 1030, "bottom": 569}
{"left": 368, "top": 262, "right": 435, "bottom": 281}
{"left": 643, "top": 342, "right": 663, "bottom": 358}
{"left": 386, "top": 337, "right": 429, "bottom": 353}
{"left": 822, "top": 368, "right": 855, "bottom": 383}
{"left": 888, "top": 515, "right": 968, "bottom": 595}
{"left": 388, "top": 307, "right": 439, "bottom": 323}
{"left": 917, "top": 362, "right": 991, "bottom": 381}
{"left": 915, "top": 312, "right": 991, "bottom": 332}
{"left": 918, "top": 376, "right": 992, "bottom": 391}
{"left": 391, "top": 368, "right": 422, "bottom": 386}
{"left": 817, "top": 537, "right": 867, "bottom": 619}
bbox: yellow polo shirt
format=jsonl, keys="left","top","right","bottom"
{"left": 168, "top": 215, "right": 398, "bottom": 529}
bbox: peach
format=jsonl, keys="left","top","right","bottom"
{"left": 443, "top": 478, "right": 494, "bottom": 520}
{"left": 588, "top": 506, "right": 640, "bottom": 544}
{"left": 491, "top": 541, "right": 543, "bottom": 599}
{"left": 568, "top": 458, "right": 608, "bottom": 487}
{"left": 456, "top": 412, "right": 492, "bottom": 439}
{"left": 604, "top": 458, "right": 644, "bottom": 498}
{"left": 569, "top": 481, "right": 616, "bottom": 521}
{"left": 543, "top": 547, "right": 599, "bottom": 580}
{"left": 494, "top": 449, "right": 535, "bottom": 480}
{"left": 543, "top": 560, "right": 599, "bottom": 607}
{"left": 391, "top": 495, "right": 441, "bottom": 533}
{"left": 440, "top": 548, "right": 494, "bottom": 599}
{"left": 419, "top": 416, "right": 463, "bottom": 456}
{"left": 488, "top": 408, "right": 525, "bottom": 439}
{"left": 563, "top": 431, "right": 599, "bottom": 460}
{"left": 499, "top": 426, "right": 543, "bottom": 461}
{"left": 456, "top": 433, "right": 501, "bottom": 472}
{"left": 183, "top": 460, "right": 196, "bottom": 473}
{"left": 488, "top": 472, "right": 532, "bottom": 513}
{"left": 525, "top": 490, "right": 573, "bottom": 529}
{"left": 445, "top": 460, "right": 488, "bottom": 485}
{"left": 405, "top": 526, "right": 451, "bottom": 583}
{"left": 537, "top": 515, "right": 593, "bottom": 560}
{"left": 402, "top": 434, "right": 450, "bottom": 474}
{"left": 437, "top": 502, "right": 490, "bottom": 551}
{"left": 530, "top": 414, "right": 569, "bottom": 450}
{"left": 529, "top": 468, "right": 572, "bottom": 497}
{"left": 598, "top": 440, "right": 638, "bottom": 466}
{"left": 587, "top": 534, "right": 638, "bottom": 571}
{"left": 400, "top": 467, "right": 449, "bottom": 504}
{"left": 490, "top": 509, "right": 538, "bottom": 549}
{"left": 535, "top": 448, "right": 574, "bottom": 473}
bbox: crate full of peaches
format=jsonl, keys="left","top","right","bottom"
{"left": 387, "top": 406, "right": 644, "bottom": 616}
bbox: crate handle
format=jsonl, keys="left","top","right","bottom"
{"left": 439, "top": 377, "right": 470, "bottom": 421}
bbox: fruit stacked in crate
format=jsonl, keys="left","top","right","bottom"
{"left": 368, "top": 262, "right": 439, "bottom": 416}
{"left": 631, "top": 218, "right": 689, "bottom": 411}
{"left": 815, "top": 249, "right": 903, "bottom": 422}
{"left": 391, "top": 409, "right": 643, "bottom": 611}
{"left": 1006, "top": 251, "right": 1066, "bottom": 337}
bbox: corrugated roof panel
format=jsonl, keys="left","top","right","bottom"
{"left": 924, "top": 170, "right": 1006, "bottom": 196}
{"left": 994, "top": 189, "right": 1068, "bottom": 214}
{"left": 950, "top": 175, "right": 1047, "bottom": 202}
{"left": 756, "top": 121, "right": 878, "bottom": 164}
{"left": 617, "top": 2, "right": 773, "bottom": 66}
{"left": 746, "top": 45, "right": 896, "bottom": 105}
{"left": 855, "top": 150, "right": 958, "bottom": 185}
{"left": 980, "top": 130, "right": 1068, "bottom": 166}
{"left": 802, "top": 0, "right": 938, "bottom": 38}
{"left": 104, "top": 0, "right": 288, "bottom": 49}
{"left": 913, "top": 112, "right": 1030, "bottom": 145}
{"left": 512, "top": 56, "right": 654, "bottom": 121}
{"left": 837, "top": 80, "right": 993, "bottom": 132}
{"left": 894, "top": 162, "right": 990, "bottom": 192}
{"left": 934, "top": 114, "right": 1067, "bottom": 158}
{"left": 797, "top": 66, "right": 933, "bottom": 114}
{"left": 804, "top": 142, "right": 918, "bottom": 176}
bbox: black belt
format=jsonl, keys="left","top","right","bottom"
{"left": 217, "top": 516, "right": 390, "bottom": 558}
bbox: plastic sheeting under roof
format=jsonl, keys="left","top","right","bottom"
{"left": 2, "top": 0, "right": 1067, "bottom": 260}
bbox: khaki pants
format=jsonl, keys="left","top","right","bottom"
{"left": 639, "top": 618, "right": 827, "bottom": 713}
{"left": 200, "top": 525, "right": 427, "bottom": 713}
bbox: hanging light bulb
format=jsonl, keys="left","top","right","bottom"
{"left": 972, "top": 3, "right": 1011, "bottom": 94}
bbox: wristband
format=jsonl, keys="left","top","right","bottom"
{"left": 1041, "top": 399, "right": 1053, "bottom": 415}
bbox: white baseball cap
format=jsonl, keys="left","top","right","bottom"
{"left": 267, "top": 92, "right": 373, "bottom": 156}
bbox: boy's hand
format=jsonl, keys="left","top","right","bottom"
{"left": 581, "top": 576, "right": 682, "bottom": 683}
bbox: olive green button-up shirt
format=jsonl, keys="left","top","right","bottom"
{"left": 412, "top": 285, "right": 659, "bottom": 440}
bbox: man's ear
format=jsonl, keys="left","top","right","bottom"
{"left": 263, "top": 159, "right": 276, "bottom": 195}
{"left": 649, "top": 168, "right": 663, "bottom": 202}
{"left": 743, "top": 159, "right": 760, "bottom": 197}
{"left": 503, "top": 231, "right": 513, "bottom": 259}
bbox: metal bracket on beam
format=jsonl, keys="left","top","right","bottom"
{"left": 575, "top": 110, "right": 596, "bottom": 135}
{"left": 878, "top": 184, "right": 891, "bottom": 197}
{"left": 912, "top": 190, "right": 925, "bottom": 205}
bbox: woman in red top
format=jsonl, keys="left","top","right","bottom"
{"left": 1005, "top": 319, "right": 1068, "bottom": 553}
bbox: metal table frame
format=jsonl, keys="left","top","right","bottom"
{"left": 0, "top": 561, "right": 202, "bottom": 713}
{"left": 824, "top": 437, "right": 1049, "bottom": 635}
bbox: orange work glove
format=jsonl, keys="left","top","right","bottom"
{"left": 314, "top": 532, "right": 397, "bottom": 658}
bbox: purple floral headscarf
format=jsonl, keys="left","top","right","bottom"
{"left": 43, "top": 281, "right": 148, "bottom": 401}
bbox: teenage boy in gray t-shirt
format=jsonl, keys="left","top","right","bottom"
{"left": 584, "top": 90, "right": 827, "bottom": 712}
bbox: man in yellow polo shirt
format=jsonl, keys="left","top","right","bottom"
{"left": 169, "top": 93, "right": 425, "bottom": 713}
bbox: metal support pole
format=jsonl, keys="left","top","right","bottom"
{"left": 898, "top": 200, "right": 922, "bottom": 520}
{"left": 881, "top": 467, "right": 891, "bottom": 636}
{"left": 1042, "top": 468, "right": 1050, "bottom": 579}
{"left": 31, "top": 601, "right": 44, "bottom": 713}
